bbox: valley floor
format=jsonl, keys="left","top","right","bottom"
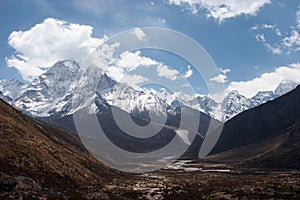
{"left": 104, "top": 163, "right": 300, "bottom": 200}
{"left": 1, "top": 162, "right": 300, "bottom": 200}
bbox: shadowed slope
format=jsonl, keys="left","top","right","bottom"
{"left": 212, "top": 85, "right": 300, "bottom": 154}
{"left": 0, "top": 98, "right": 120, "bottom": 192}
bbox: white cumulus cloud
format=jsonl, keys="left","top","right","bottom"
{"left": 156, "top": 64, "right": 179, "bottom": 80}
{"left": 116, "top": 51, "right": 158, "bottom": 71}
{"left": 131, "top": 28, "right": 146, "bottom": 41}
{"left": 6, "top": 18, "right": 103, "bottom": 81}
{"left": 220, "top": 68, "right": 231, "bottom": 74}
{"left": 210, "top": 74, "right": 228, "bottom": 83}
{"left": 105, "top": 66, "right": 124, "bottom": 82}
{"left": 210, "top": 67, "right": 231, "bottom": 83}
{"left": 167, "top": 0, "right": 271, "bottom": 22}
{"left": 105, "top": 66, "right": 148, "bottom": 87}
{"left": 227, "top": 63, "right": 300, "bottom": 98}
{"left": 119, "top": 74, "right": 149, "bottom": 86}
{"left": 183, "top": 65, "right": 193, "bottom": 78}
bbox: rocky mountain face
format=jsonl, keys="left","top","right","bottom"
{"left": 155, "top": 82, "right": 298, "bottom": 121}
{"left": 221, "top": 90, "right": 254, "bottom": 121}
{"left": 2, "top": 60, "right": 176, "bottom": 122}
{"left": 0, "top": 91, "right": 11, "bottom": 103}
{"left": 0, "top": 79, "right": 26, "bottom": 99}
{"left": 197, "top": 84, "right": 300, "bottom": 170}
{"left": 13, "top": 60, "right": 79, "bottom": 118}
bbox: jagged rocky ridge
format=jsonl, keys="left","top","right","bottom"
{"left": 0, "top": 60, "right": 298, "bottom": 122}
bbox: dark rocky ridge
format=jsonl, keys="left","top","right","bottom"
{"left": 212, "top": 85, "right": 300, "bottom": 154}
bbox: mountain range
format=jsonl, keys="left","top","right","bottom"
{"left": 1, "top": 60, "right": 300, "bottom": 198}
{"left": 202, "top": 85, "right": 300, "bottom": 170}
{"left": 211, "top": 84, "right": 300, "bottom": 154}
{"left": 1, "top": 60, "right": 299, "bottom": 163}
{"left": 0, "top": 61, "right": 225, "bottom": 165}
{"left": 0, "top": 60, "right": 298, "bottom": 122}
{"left": 2, "top": 83, "right": 300, "bottom": 200}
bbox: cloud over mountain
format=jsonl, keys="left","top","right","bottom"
{"left": 6, "top": 18, "right": 103, "bottom": 80}
{"left": 156, "top": 64, "right": 179, "bottom": 80}
{"left": 227, "top": 63, "right": 300, "bottom": 97}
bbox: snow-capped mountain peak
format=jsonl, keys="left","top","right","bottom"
{"left": 12, "top": 60, "right": 80, "bottom": 117}
{"left": 8, "top": 60, "right": 176, "bottom": 119}
{"left": 0, "top": 59, "right": 299, "bottom": 122}
{"left": 0, "top": 79, "right": 27, "bottom": 99}
{"left": 251, "top": 91, "right": 274, "bottom": 105}
{"left": 96, "top": 73, "right": 117, "bottom": 92}
{"left": 274, "top": 81, "right": 299, "bottom": 97}
{"left": 221, "top": 90, "right": 253, "bottom": 121}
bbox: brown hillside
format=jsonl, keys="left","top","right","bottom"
{"left": 0, "top": 99, "right": 121, "bottom": 194}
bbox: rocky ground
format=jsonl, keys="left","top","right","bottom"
{"left": 1, "top": 162, "right": 300, "bottom": 199}
{"left": 103, "top": 162, "right": 300, "bottom": 200}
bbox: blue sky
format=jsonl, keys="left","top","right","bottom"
{"left": 0, "top": 0, "right": 299, "bottom": 98}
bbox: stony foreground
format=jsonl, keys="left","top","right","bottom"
{"left": 1, "top": 165, "right": 300, "bottom": 200}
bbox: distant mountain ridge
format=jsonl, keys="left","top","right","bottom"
{"left": 211, "top": 84, "right": 300, "bottom": 154}
{"left": 0, "top": 60, "right": 298, "bottom": 122}
{"left": 1, "top": 60, "right": 300, "bottom": 170}
{"left": 153, "top": 80, "right": 298, "bottom": 121}
{"left": 202, "top": 84, "right": 300, "bottom": 169}
{"left": 1, "top": 60, "right": 177, "bottom": 122}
